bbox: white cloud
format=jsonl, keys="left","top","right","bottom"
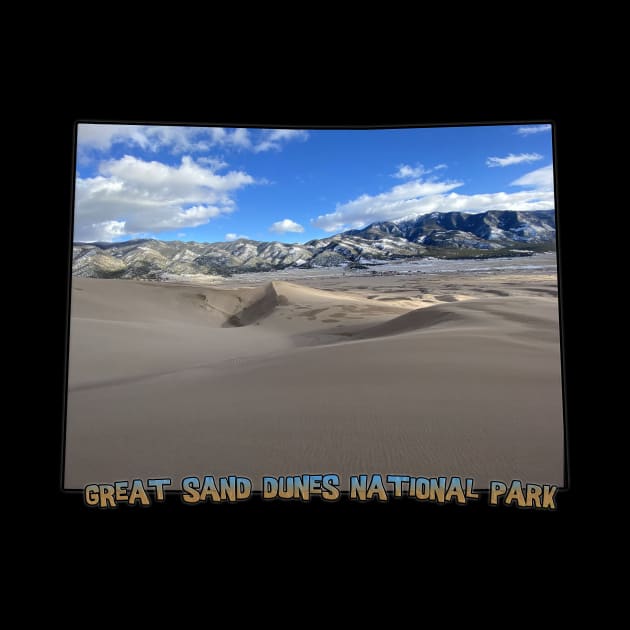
{"left": 253, "top": 129, "right": 309, "bottom": 153}
{"left": 77, "top": 124, "right": 253, "bottom": 154}
{"left": 269, "top": 219, "right": 305, "bottom": 234}
{"left": 393, "top": 164, "right": 429, "bottom": 179}
{"left": 77, "top": 125, "right": 133, "bottom": 151}
{"left": 393, "top": 163, "right": 447, "bottom": 179}
{"left": 77, "top": 124, "right": 308, "bottom": 155}
{"left": 486, "top": 153, "right": 543, "bottom": 167}
{"left": 312, "top": 173, "right": 555, "bottom": 233}
{"left": 510, "top": 163, "right": 554, "bottom": 191}
{"left": 197, "top": 156, "right": 228, "bottom": 169}
{"left": 229, "top": 128, "right": 252, "bottom": 149}
{"left": 225, "top": 233, "right": 250, "bottom": 241}
{"left": 515, "top": 124, "right": 552, "bottom": 136}
{"left": 312, "top": 179, "right": 463, "bottom": 232}
{"left": 83, "top": 220, "right": 127, "bottom": 241}
{"left": 74, "top": 155, "right": 255, "bottom": 241}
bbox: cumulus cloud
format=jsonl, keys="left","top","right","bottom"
{"left": 269, "top": 219, "right": 305, "bottom": 234}
{"left": 515, "top": 124, "right": 552, "bottom": 136}
{"left": 74, "top": 155, "right": 255, "bottom": 241}
{"left": 393, "top": 163, "right": 447, "bottom": 178}
{"left": 486, "top": 153, "right": 543, "bottom": 167}
{"left": 510, "top": 163, "right": 554, "bottom": 191}
{"left": 312, "top": 173, "right": 555, "bottom": 233}
{"left": 82, "top": 220, "right": 127, "bottom": 241}
{"left": 225, "top": 233, "right": 250, "bottom": 241}
{"left": 77, "top": 124, "right": 308, "bottom": 155}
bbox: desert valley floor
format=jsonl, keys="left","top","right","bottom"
{"left": 65, "top": 253, "right": 565, "bottom": 489}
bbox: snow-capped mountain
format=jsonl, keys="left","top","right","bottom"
{"left": 72, "top": 210, "right": 556, "bottom": 279}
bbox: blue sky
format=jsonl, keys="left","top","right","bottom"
{"left": 74, "top": 123, "right": 554, "bottom": 244}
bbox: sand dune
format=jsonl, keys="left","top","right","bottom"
{"left": 65, "top": 271, "right": 564, "bottom": 490}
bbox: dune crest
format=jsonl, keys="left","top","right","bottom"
{"left": 222, "top": 283, "right": 279, "bottom": 327}
{"left": 65, "top": 266, "right": 564, "bottom": 490}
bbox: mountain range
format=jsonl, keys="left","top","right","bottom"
{"left": 72, "top": 209, "right": 556, "bottom": 279}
